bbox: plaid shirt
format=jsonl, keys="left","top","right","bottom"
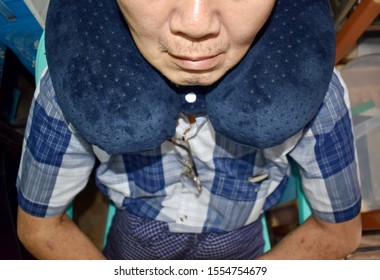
{"left": 17, "top": 69, "right": 361, "bottom": 233}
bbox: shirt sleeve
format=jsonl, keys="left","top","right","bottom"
{"left": 289, "top": 70, "right": 362, "bottom": 223}
{"left": 16, "top": 69, "right": 96, "bottom": 217}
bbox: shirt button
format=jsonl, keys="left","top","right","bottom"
{"left": 185, "top": 92, "right": 197, "bottom": 103}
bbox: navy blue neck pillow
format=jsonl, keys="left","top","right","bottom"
{"left": 45, "top": 0, "right": 335, "bottom": 155}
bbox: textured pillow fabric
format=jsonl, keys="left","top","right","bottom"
{"left": 45, "top": 0, "right": 335, "bottom": 155}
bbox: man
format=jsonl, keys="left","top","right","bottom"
{"left": 17, "top": 0, "right": 362, "bottom": 259}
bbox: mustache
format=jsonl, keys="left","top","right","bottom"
{"left": 159, "top": 38, "right": 228, "bottom": 57}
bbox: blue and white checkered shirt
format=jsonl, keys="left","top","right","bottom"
{"left": 17, "top": 69, "right": 361, "bottom": 233}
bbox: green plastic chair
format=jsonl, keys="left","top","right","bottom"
{"left": 262, "top": 161, "right": 312, "bottom": 252}
{"left": 35, "top": 31, "right": 311, "bottom": 253}
{"left": 35, "top": 31, "right": 47, "bottom": 86}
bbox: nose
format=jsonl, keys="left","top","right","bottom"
{"left": 169, "top": 0, "right": 221, "bottom": 40}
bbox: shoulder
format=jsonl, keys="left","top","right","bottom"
{"left": 35, "top": 68, "right": 62, "bottom": 113}
{"left": 307, "top": 69, "right": 352, "bottom": 135}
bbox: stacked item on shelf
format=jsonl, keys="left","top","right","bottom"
{"left": 340, "top": 48, "right": 380, "bottom": 213}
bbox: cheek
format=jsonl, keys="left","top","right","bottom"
{"left": 118, "top": 1, "right": 166, "bottom": 38}
{"left": 126, "top": 18, "right": 170, "bottom": 57}
{"left": 223, "top": 2, "right": 275, "bottom": 45}
{"left": 227, "top": 20, "right": 266, "bottom": 47}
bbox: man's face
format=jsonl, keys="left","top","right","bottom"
{"left": 117, "top": 0, "right": 275, "bottom": 86}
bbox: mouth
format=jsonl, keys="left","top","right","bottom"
{"left": 169, "top": 53, "right": 223, "bottom": 72}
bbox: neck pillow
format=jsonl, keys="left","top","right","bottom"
{"left": 45, "top": 0, "right": 335, "bottom": 155}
